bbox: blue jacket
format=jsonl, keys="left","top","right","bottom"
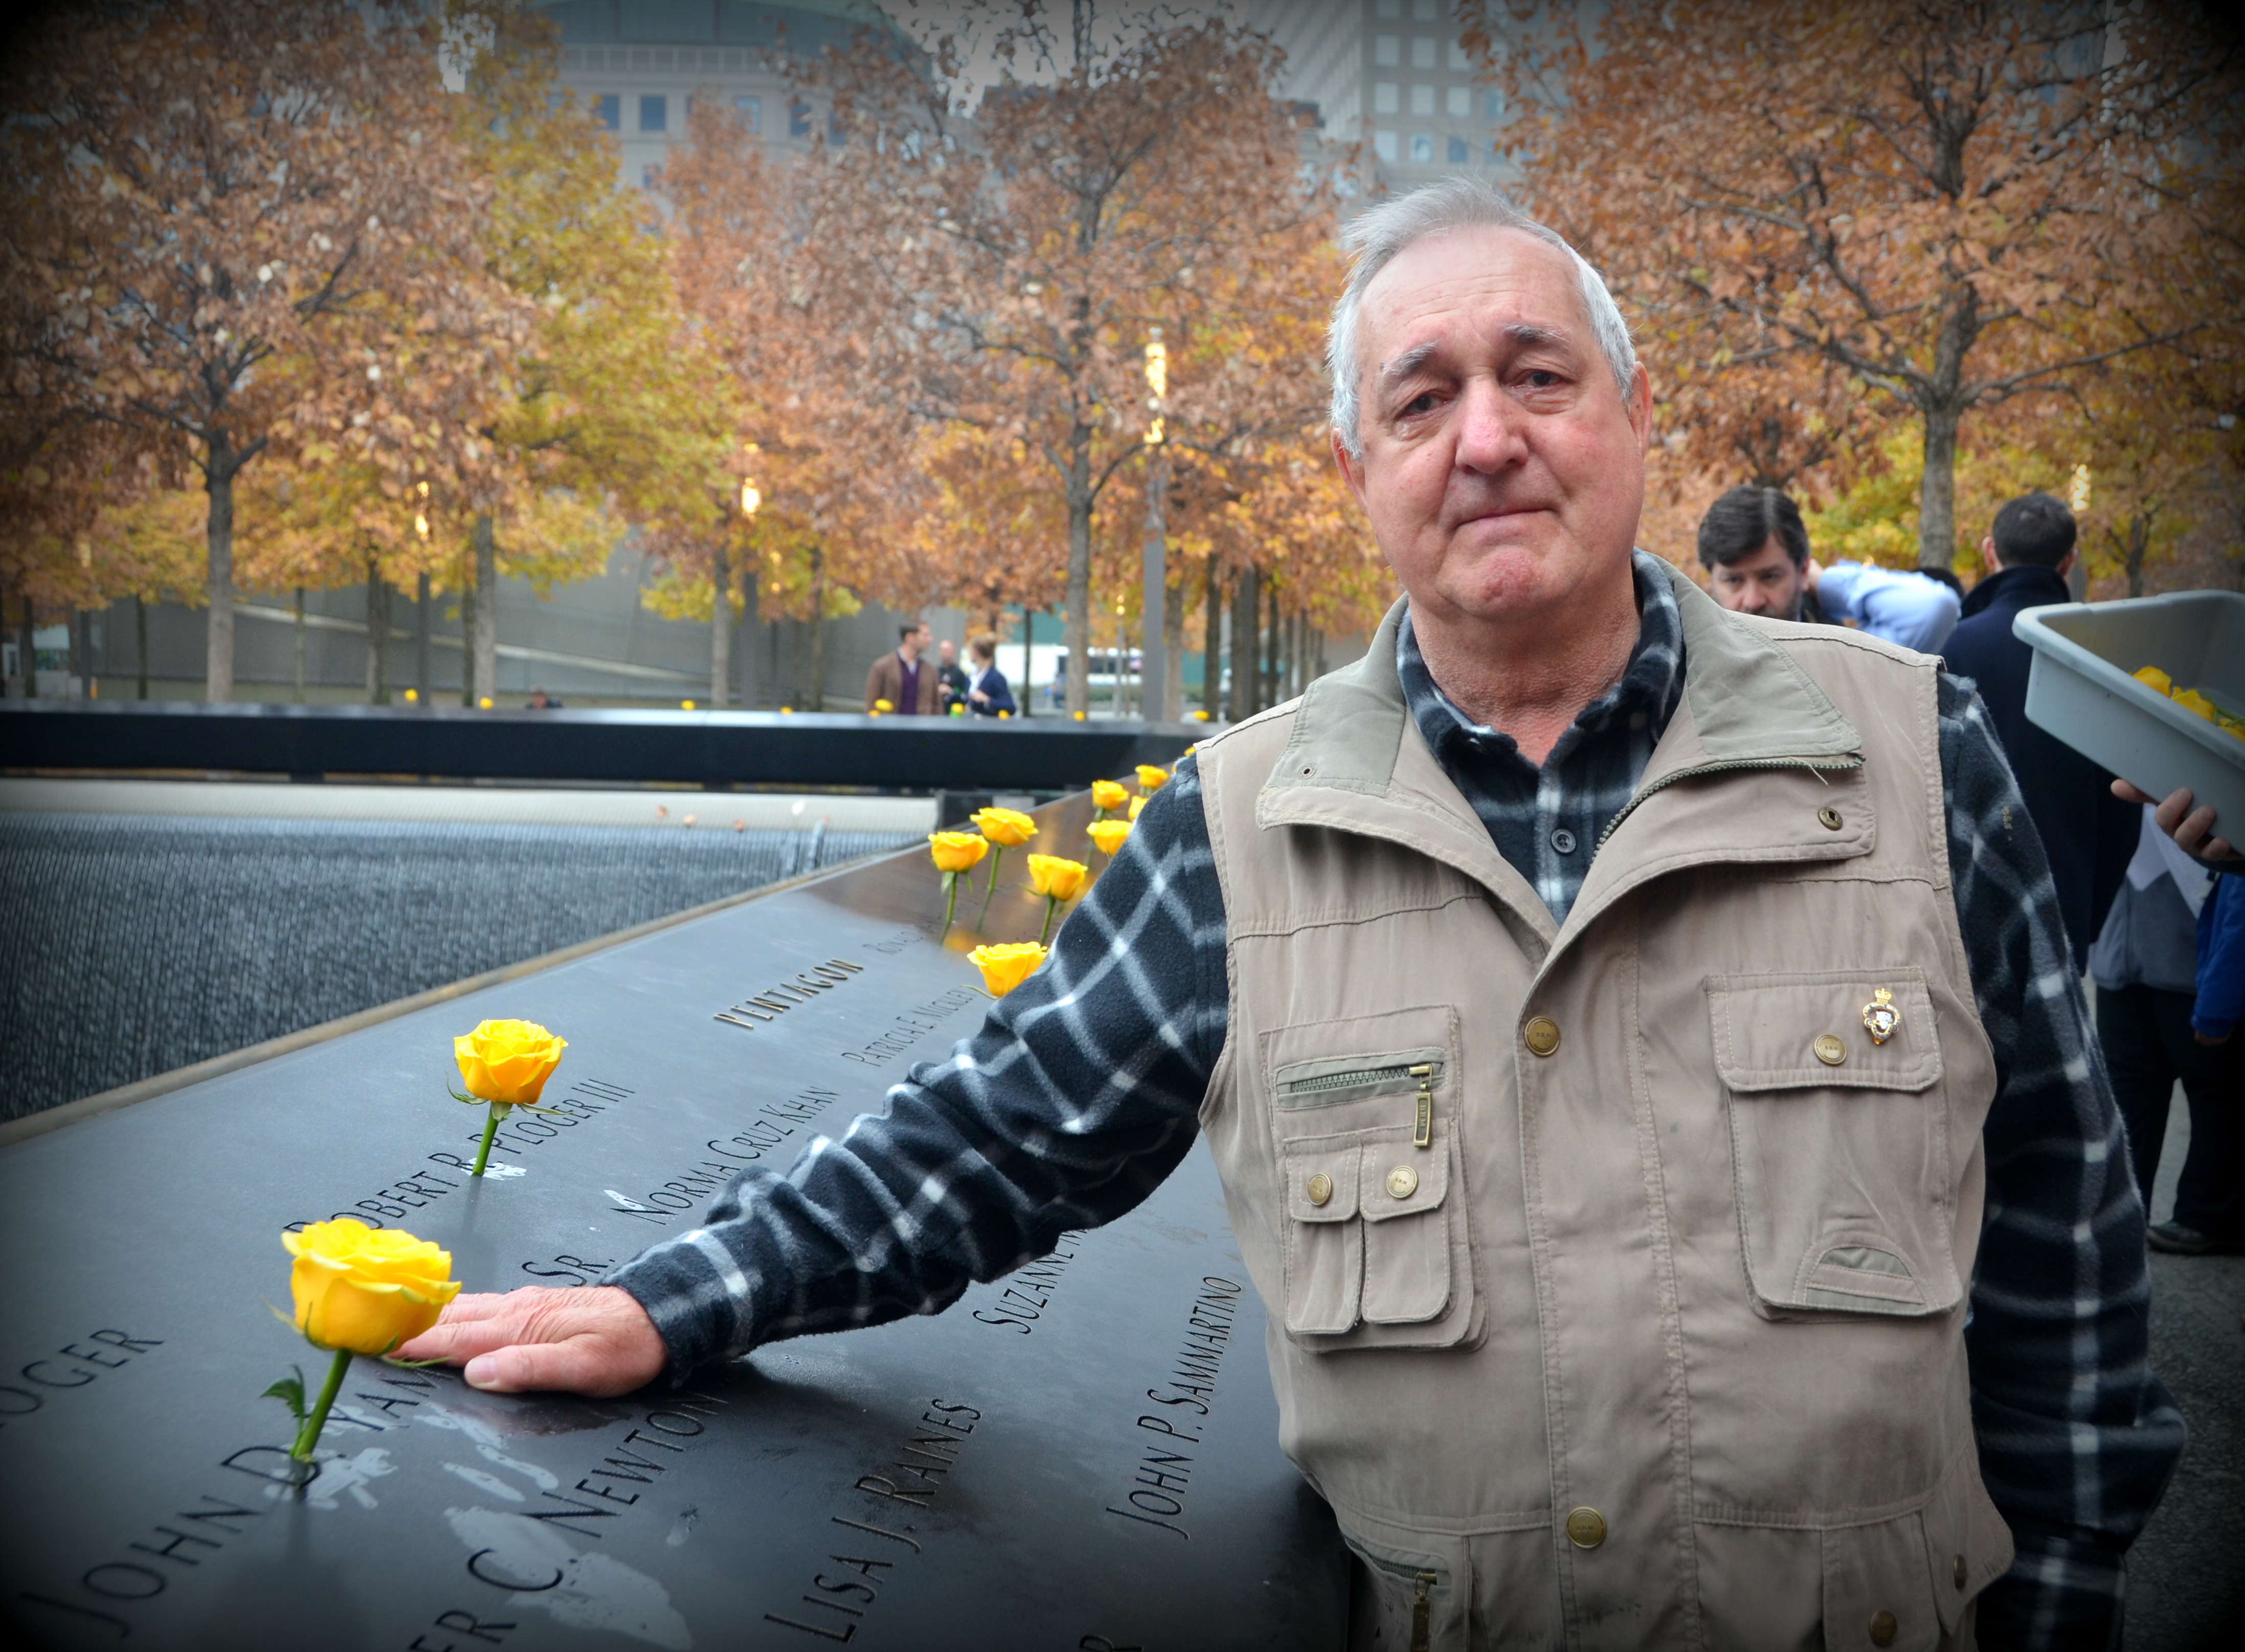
{"left": 2197, "top": 873, "right": 2245, "bottom": 1039}
{"left": 1943, "top": 563, "right": 2138, "bottom": 970}
{"left": 965, "top": 664, "right": 1016, "bottom": 717}
{"left": 1815, "top": 560, "right": 1962, "bottom": 651}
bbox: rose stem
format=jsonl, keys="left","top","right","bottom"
{"left": 941, "top": 871, "right": 958, "bottom": 939}
{"left": 1039, "top": 895, "right": 1058, "bottom": 947}
{"left": 470, "top": 1102, "right": 502, "bottom": 1177}
{"left": 291, "top": 1347, "right": 353, "bottom": 1461}
{"left": 977, "top": 846, "right": 1004, "bottom": 925}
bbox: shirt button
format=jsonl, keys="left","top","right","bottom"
{"left": 1550, "top": 828, "right": 1577, "bottom": 855}
{"left": 1564, "top": 1506, "right": 1607, "bottom": 1549}
{"left": 1524, "top": 1017, "right": 1561, "bottom": 1057}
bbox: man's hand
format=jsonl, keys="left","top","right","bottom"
{"left": 2112, "top": 780, "right": 2239, "bottom": 863}
{"left": 393, "top": 1286, "right": 667, "bottom": 1397}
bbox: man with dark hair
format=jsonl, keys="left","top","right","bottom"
{"left": 1695, "top": 484, "right": 1825, "bottom": 622}
{"left": 864, "top": 620, "right": 939, "bottom": 714}
{"left": 1943, "top": 491, "right": 2136, "bottom": 968}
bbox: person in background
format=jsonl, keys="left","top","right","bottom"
{"left": 1942, "top": 491, "right": 2136, "bottom": 969}
{"left": 962, "top": 632, "right": 1015, "bottom": 717}
{"left": 526, "top": 686, "right": 563, "bottom": 710}
{"left": 934, "top": 637, "right": 971, "bottom": 715}
{"left": 2094, "top": 810, "right": 2245, "bottom": 1254}
{"left": 1695, "top": 484, "right": 1829, "bottom": 623}
{"left": 863, "top": 621, "right": 939, "bottom": 715}
{"left": 1805, "top": 553, "right": 1963, "bottom": 651}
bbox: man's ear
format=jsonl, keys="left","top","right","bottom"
{"left": 2057, "top": 547, "right": 2078, "bottom": 579}
{"left": 1332, "top": 427, "right": 1369, "bottom": 515}
{"left": 1980, "top": 535, "right": 2000, "bottom": 575}
{"left": 1627, "top": 363, "right": 1653, "bottom": 450}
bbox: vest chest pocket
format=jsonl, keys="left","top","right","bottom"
{"left": 1264, "top": 1006, "right": 1478, "bottom": 1350}
{"left": 1708, "top": 970, "right": 1960, "bottom": 1320}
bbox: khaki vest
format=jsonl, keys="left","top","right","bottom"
{"left": 1195, "top": 569, "right": 2014, "bottom": 1651}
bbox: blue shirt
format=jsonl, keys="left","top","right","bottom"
{"left": 1815, "top": 561, "right": 1963, "bottom": 652}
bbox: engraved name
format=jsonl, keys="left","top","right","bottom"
{"left": 1105, "top": 1276, "right": 1246, "bottom": 1540}
{"left": 714, "top": 958, "right": 864, "bottom": 1031}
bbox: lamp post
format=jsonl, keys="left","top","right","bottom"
{"left": 1140, "top": 334, "right": 1167, "bottom": 723}
{"left": 722, "top": 446, "right": 761, "bottom": 709}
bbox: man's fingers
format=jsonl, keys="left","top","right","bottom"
{"left": 2112, "top": 780, "right": 2153, "bottom": 805}
{"left": 431, "top": 1292, "right": 518, "bottom": 1325}
{"left": 463, "top": 1336, "right": 657, "bottom": 1399}
{"left": 2152, "top": 787, "right": 2197, "bottom": 834}
{"left": 394, "top": 1312, "right": 532, "bottom": 1365}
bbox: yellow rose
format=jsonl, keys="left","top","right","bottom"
{"left": 1088, "top": 818, "right": 1132, "bottom": 856}
{"left": 284, "top": 1219, "right": 462, "bottom": 1356}
{"left": 454, "top": 1019, "right": 567, "bottom": 1107}
{"left": 1026, "top": 854, "right": 1089, "bottom": 901}
{"left": 973, "top": 806, "right": 1037, "bottom": 847}
{"left": 1136, "top": 764, "right": 1170, "bottom": 792}
{"left": 929, "top": 831, "right": 990, "bottom": 873}
{"left": 1090, "top": 779, "right": 1128, "bottom": 813}
{"left": 873, "top": 698, "right": 894, "bottom": 714}
{"left": 969, "top": 941, "right": 1046, "bottom": 997}
{"left": 1127, "top": 794, "right": 1147, "bottom": 821}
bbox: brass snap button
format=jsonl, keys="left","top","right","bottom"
{"left": 1306, "top": 1172, "right": 1333, "bottom": 1207}
{"left": 1563, "top": 1506, "right": 1606, "bottom": 1549}
{"left": 1868, "top": 1609, "right": 1898, "bottom": 1646}
{"left": 1523, "top": 1016, "right": 1561, "bottom": 1057}
{"left": 1952, "top": 1553, "right": 1967, "bottom": 1590}
{"left": 1385, "top": 1165, "right": 1419, "bottom": 1200}
{"left": 1818, "top": 806, "right": 1844, "bottom": 830}
{"left": 1813, "top": 1033, "right": 1847, "bottom": 1066}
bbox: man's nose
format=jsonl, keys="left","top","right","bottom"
{"left": 1452, "top": 377, "right": 1526, "bottom": 471}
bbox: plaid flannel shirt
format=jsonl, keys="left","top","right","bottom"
{"left": 612, "top": 555, "right": 2182, "bottom": 1648}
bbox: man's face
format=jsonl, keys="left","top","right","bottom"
{"left": 1709, "top": 538, "right": 1807, "bottom": 619}
{"left": 1332, "top": 226, "right": 1651, "bottom": 629}
{"left": 909, "top": 625, "right": 931, "bottom": 657}
{"left": 939, "top": 639, "right": 957, "bottom": 666}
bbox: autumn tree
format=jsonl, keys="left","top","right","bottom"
{"left": 809, "top": 2, "right": 1338, "bottom": 714}
{"left": 1, "top": 0, "right": 531, "bottom": 701}
{"left": 1467, "top": 0, "right": 2245, "bottom": 571}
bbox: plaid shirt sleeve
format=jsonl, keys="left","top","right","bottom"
{"left": 604, "top": 756, "right": 1227, "bottom": 1371}
{"left": 1940, "top": 673, "right": 2185, "bottom": 1650}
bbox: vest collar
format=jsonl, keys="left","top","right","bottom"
{"left": 1256, "top": 562, "right": 1869, "bottom": 936}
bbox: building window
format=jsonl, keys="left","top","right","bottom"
{"left": 789, "top": 100, "right": 812, "bottom": 137}
{"left": 641, "top": 164, "right": 659, "bottom": 189}
{"left": 1409, "top": 85, "right": 1434, "bottom": 115}
{"left": 1411, "top": 37, "right": 1436, "bottom": 69}
{"left": 1373, "top": 82, "right": 1399, "bottom": 115}
{"left": 640, "top": 95, "right": 666, "bottom": 132}
{"left": 1446, "top": 86, "right": 1470, "bottom": 118}
{"left": 1447, "top": 135, "right": 1469, "bottom": 164}
{"left": 1448, "top": 41, "right": 1471, "bottom": 71}
{"left": 1413, "top": 0, "right": 1438, "bottom": 17}
{"left": 1483, "top": 89, "right": 1505, "bottom": 121}
{"left": 734, "top": 95, "right": 760, "bottom": 131}
{"left": 597, "top": 94, "right": 620, "bottom": 130}
{"left": 1375, "top": 0, "right": 1401, "bottom": 15}
{"left": 1373, "top": 34, "right": 1400, "bottom": 67}
{"left": 1410, "top": 133, "right": 1434, "bottom": 164}
{"left": 1373, "top": 129, "right": 1398, "bottom": 162}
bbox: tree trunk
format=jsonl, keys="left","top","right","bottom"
{"left": 135, "top": 595, "right": 148, "bottom": 701}
{"left": 472, "top": 514, "right": 498, "bottom": 707}
{"left": 1262, "top": 581, "right": 1280, "bottom": 711}
{"left": 1020, "top": 604, "right": 1035, "bottom": 717}
{"left": 204, "top": 452, "right": 236, "bottom": 703}
{"left": 1140, "top": 449, "right": 1167, "bottom": 725}
{"left": 1063, "top": 425, "right": 1094, "bottom": 718}
{"left": 1228, "top": 566, "right": 1255, "bottom": 723}
{"left": 710, "top": 541, "right": 731, "bottom": 709}
{"left": 2126, "top": 515, "right": 2150, "bottom": 598}
{"left": 292, "top": 587, "right": 306, "bottom": 704}
{"left": 1915, "top": 403, "right": 1960, "bottom": 574}
{"left": 1162, "top": 555, "right": 1185, "bottom": 724}
{"left": 803, "top": 546, "right": 826, "bottom": 710}
{"left": 1201, "top": 561, "right": 1222, "bottom": 719}
{"left": 365, "top": 563, "right": 391, "bottom": 705}
{"left": 66, "top": 609, "right": 82, "bottom": 697}
{"left": 415, "top": 571, "right": 432, "bottom": 702}
{"left": 739, "top": 558, "right": 758, "bottom": 711}
{"left": 458, "top": 556, "right": 476, "bottom": 707}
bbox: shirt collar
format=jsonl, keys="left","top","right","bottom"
{"left": 1396, "top": 549, "right": 1686, "bottom": 762}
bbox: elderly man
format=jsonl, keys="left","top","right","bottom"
{"left": 403, "top": 181, "right": 2179, "bottom": 1649}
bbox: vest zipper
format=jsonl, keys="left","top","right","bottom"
{"left": 1411, "top": 1063, "right": 1433, "bottom": 1148}
{"left": 1412, "top": 1569, "right": 1437, "bottom": 1651}
{"left": 1278, "top": 1060, "right": 1435, "bottom": 1099}
{"left": 1595, "top": 755, "right": 1863, "bottom": 851}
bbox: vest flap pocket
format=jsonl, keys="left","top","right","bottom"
{"left": 1360, "top": 1126, "right": 1454, "bottom": 1325}
{"left": 1708, "top": 970, "right": 1940, "bottom": 1093}
{"left": 1280, "top": 1140, "right": 1363, "bottom": 1336}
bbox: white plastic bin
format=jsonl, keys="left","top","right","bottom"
{"left": 2012, "top": 591, "right": 2245, "bottom": 834}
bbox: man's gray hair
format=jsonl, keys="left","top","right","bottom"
{"left": 1327, "top": 178, "right": 1638, "bottom": 457}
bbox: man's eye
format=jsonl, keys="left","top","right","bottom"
{"left": 1523, "top": 370, "right": 1560, "bottom": 389}
{"left": 1401, "top": 392, "right": 1439, "bottom": 415}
